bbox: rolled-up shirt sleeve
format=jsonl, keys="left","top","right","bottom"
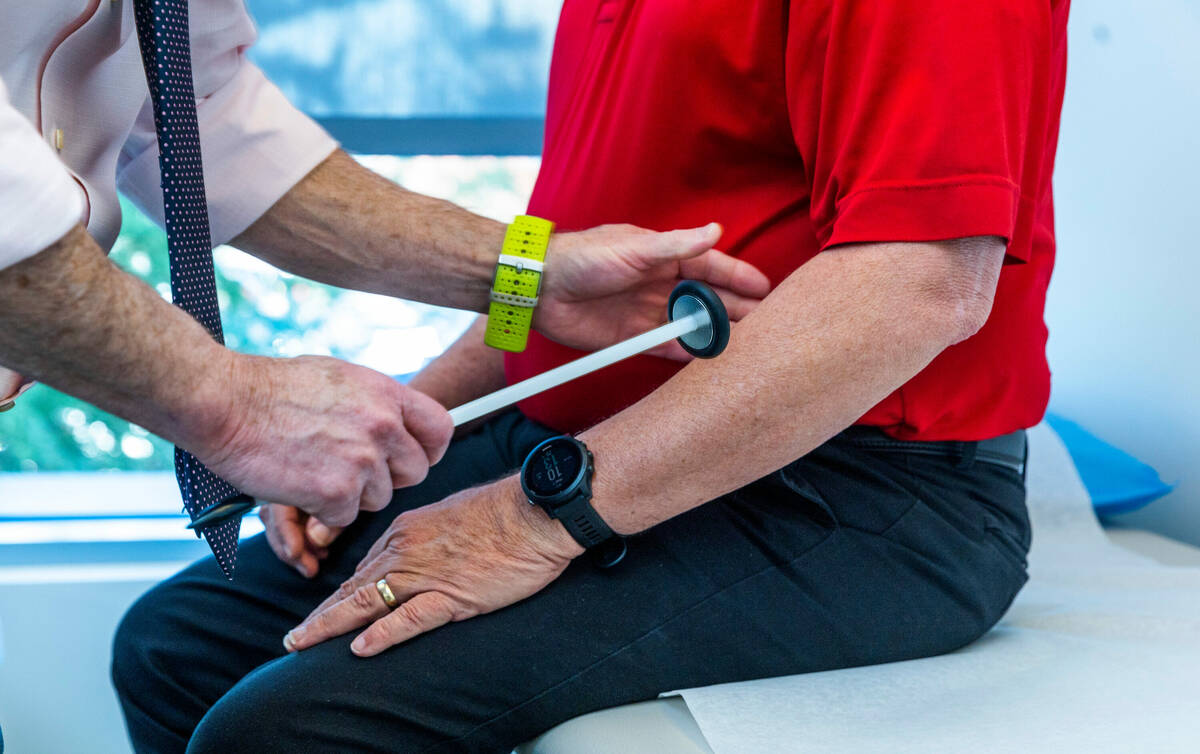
{"left": 117, "top": 0, "right": 338, "bottom": 246}
{"left": 787, "top": 0, "right": 1046, "bottom": 263}
{"left": 0, "top": 77, "right": 86, "bottom": 271}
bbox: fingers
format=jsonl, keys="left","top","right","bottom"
{"left": 382, "top": 431, "right": 431, "bottom": 491}
{"left": 399, "top": 388, "right": 454, "bottom": 467}
{"left": 678, "top": 248, "right": 772, "bottom": 298}
{"left": 260, "top": 504, "right": 319, "bottom": 578}
{"left": 306, "top": 517, "right": 343, "bottom": 549}
{"left": 350, "top": 592, "right": 456, "bottom": 657}
{"left": 710, "top": 287, "right": 763, "bottom": 322}
{"left": 634, "top": 223, "right": 723, "bottom": 264}
{"left": 285, "top": 583, "right": 386, "bottom": 652}
{"left": 368, "top": 386, "right": 452, "bottom": 500}
{"left": 286, "top": 573, "right": 416, "bottom": 652}
{"left": 295, "top": 562, "right": 382, "bottom": 640}
{"left": 359, "top": 457, "right": 394, "bottom": 513}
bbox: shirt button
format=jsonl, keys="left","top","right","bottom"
{"left": 0, "top": 400, "right": 15, "bottom": 413}
{"left": 53, "top": 128, "right": 64, "bottom": 151}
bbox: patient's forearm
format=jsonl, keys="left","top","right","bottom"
{"left": 579, "top": 238, "right": 1005, "bottom": 535}
{"left": 407, "top": 317, "right": 505, "bottom": 413}
{"left": 233, "top": 149, "right": 502, "bottom": 313}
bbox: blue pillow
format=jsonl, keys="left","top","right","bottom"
{"left": 1045, "top": 413, "right": 1174, "bottom": 516}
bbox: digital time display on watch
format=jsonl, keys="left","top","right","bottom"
{"left": 523, "top": 437, "right": 584, "bottom": 498}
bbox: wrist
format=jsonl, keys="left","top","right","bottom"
{"left": 498, "top": 475, "right": 586, "bottom": 562}
{"left": 172, "top": 345, "right": 246, "bottom": 459}
{"left": 529, "top": 232, "right": 576, "bottom": 335}
{"left": 578, "top": 428, "right": 646, "bottom": 537}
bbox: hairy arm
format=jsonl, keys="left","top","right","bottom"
{"left": 0, "top": 226, "right": 231, "bottom": 451}
{"left": 231, "top": 150, "right": 769, "bottom": 355}
{"left": 578, "top": 237, "right": 1006, "bottom": 537}
{"left": 232, "top": 150, "right": 501, "bottom": 311}
{"left": 0, "top": 225, "right": 452, "bottom": 526}
{"left": 284, "top": 236, "right": 1011, "bottom": 653}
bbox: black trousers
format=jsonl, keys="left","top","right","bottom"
{"left": 112, "top": 412, "right": 1030, "bottom": 754}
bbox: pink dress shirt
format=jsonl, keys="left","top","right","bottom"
{"left": 0, "top": 0, "right": 338, "bottom": 407}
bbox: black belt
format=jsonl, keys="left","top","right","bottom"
{"left": 837, "top": 426, "right": 1027, "bottom": 476}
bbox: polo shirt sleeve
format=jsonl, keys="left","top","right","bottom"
{"left": 787, "top": 0, "right": 1049, "bottom": 262}
{"left": 117, "top": 0, "right": 337, "bottom": 246}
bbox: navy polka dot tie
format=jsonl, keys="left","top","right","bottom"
{"left": 134, "top": 0, "right": 249, "bottom": 579}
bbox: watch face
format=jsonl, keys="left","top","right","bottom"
{"left": 524, "top": 438, "right": 584, "bottom": 498}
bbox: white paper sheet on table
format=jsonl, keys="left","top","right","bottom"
{"left": 666, "top": 423, "right": 1200, "bottom": 753}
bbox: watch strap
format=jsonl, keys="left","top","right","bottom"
{"left": 485, "top": 215, "right": 554, "bottom": 352}
{"left": 553, "top": 493, "right": 616, "bottom": 549}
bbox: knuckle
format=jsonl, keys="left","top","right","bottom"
{"left": 309, "top": 610, "right": 330, "bottom": 632}
{"left": 424, "top": 594, "right": 457, "bottom": 623}
{"left": 350, "top": 586, "right": 379, "bottom": 612}
{"left": 383, "top": 535, "right": 406, "bottom": 556}
{"left": 361, "top": 624, "right": 387, "bottom": 646}
{"left": 370, "top": 415, "right": 398, "bottom": 440}
{"left": 395, "top": 601, "right": 424, "bottom": 627}
{"left": 353, "top": 449, "right": 378, "bottom": 473}
{"left": 319, "top": 475, "right": 357, "bottom": 504}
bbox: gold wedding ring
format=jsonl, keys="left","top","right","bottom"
{"left": 376, "top": 578, "right": 398, "bottom": 609}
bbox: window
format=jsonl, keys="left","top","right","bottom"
{"left": 250, "top": 0, "right": 557, "bottom": 118}
{"left": 0, "top": 0, "right": 555, "bottom": 544}
{"left": 0, "top": 155, "right": 539, "bottom": 475}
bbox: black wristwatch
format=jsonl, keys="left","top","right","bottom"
{"left": 520, "top": 436, "right": 626, "bottom": 568}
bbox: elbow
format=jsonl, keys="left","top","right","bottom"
{"left": 938, "top": 286, "right": 996, "bottom": 346}
{"left": 914, "top": 237, "right": 1005, "bottom": 347}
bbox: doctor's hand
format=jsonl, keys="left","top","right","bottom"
{"left": 191, "top": 353, "right": 453, "bottom": 530}
{"left": 283, "top": 476, "right": 581, "bottom": 656}
{"left": 536, "top": 223, "right": 770, "bottom": 359}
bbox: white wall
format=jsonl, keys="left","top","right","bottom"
{"left": 1048, "top": 1, "right": 1200, "bottom": 544}
{"left": 0, "top": 575, "right": 155, "bottom": 754}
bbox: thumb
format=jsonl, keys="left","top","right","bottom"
{"left": 639, "top": 222, "right": 723, "bottom": 263}
{"left": 400, "top": 387, "right": 454, "bottom": 466}
{"left": 306, "top": 517, "right": 344, "bottom": 548}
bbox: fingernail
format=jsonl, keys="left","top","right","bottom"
{"left": 350, "top": 636, "right": 366, "bottom": 655}
{"left": 283, "top": 631, "right": 296, "bottom": 652}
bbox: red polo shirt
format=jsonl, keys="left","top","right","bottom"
{"left": 507, "top": 0, "right": 1069, "bottom": 441}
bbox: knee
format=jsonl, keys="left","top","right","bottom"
{"left": 186, "top": 659, "right": 303, "bottom": 754}
{"left": 111, "top": 582, "right": 171, "bottom": 701}
{"left": 186, "top": 696, "right": 257, "bottom": 754}
{"left": 188, "top": 647, "right": 436, "bottom": 754}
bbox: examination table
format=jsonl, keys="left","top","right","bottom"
{"left": 518, "top": 423, "right": 1200, "bottom": 753}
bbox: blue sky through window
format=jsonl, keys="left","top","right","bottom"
{"left": 247, "top": 0, "right": 559, "bottom": 117}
